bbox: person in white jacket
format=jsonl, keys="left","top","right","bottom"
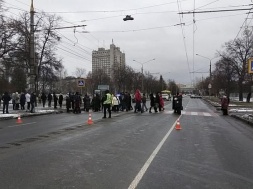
{"left": 112, "top": 95, "right": 120, "bottom": 112}
{"left": 25, "top": 92, "right": 31, "bottom": 111}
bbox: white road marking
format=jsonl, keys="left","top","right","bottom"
{"left": 191, "top": 112, "right": 198, "bottom": 115}
{"left": 203, "top": 112, "right": 212, "bottom": 116}
{"left": 8, "top": 122, "right": 37, "bottom": 128}
{"left": 164, "top": 110, "right": 216, "bottom": 117}
{"left": 128, "top": 116, "right": 181, "bottom": 189}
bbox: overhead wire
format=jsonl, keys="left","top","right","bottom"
{"left": 32, "top": 11, "right": 93, "bottom": 69}
{"left": 4, "top": 0, "right": 253, "bottom": 77}
{"left": 43, "top": 0, "right": 191, "bottom": 14}
{"left": 233, "top": 5, "right": 253, "bottom": 41}
{"left": 192, "top": 0, "right": 196, "bottom": 86}
{"left": 176, "top": 0, "right": 192, "bottom": 83}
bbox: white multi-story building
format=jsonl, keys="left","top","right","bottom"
{"left": 92, "top": 42, "right": 125, "bottom": 78}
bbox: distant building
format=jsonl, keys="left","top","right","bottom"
{"left": 178, "top": 83, "right": 194, "bottom": 94}
{"left": 92, "top": 41, "right": 125, "bottom": 78}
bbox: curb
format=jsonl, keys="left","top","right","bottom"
{"left": 0, "top": 110, "right": 64, "bottom": 121}
{"left": 203, "top": 97, "right": 253, "bottom": 127}
{"left": 230, "top": 114, "right": 253, "bottom": 127}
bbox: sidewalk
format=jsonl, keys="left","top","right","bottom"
{"left": 203, "top": 97, "right": 253, "bottom": 127}
{"left": 0, "top": 105, "right": 64, "bottom": 120}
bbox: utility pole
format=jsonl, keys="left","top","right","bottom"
{"left": 196, "top": 54, "right": 217, "bottom": 97}
{"left": 29, "top": 0, "right": 36, "bottom": 93}
{"left": 133, "top": 58, "right": 155, "bottom": 92}
{"left": 28, "top": 0, "right": 86, "bottom": 94}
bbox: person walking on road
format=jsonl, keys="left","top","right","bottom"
{"left": 2, "top": 92, "right": 11, "bottom": 114}
{"left": 159, "top": 94, "right": 165, "bottom": 111}
{"left": 141, "top": 93, "right": 148, "bottom": 112}
{"left": 221, "top": 95, "right": 229, "bottom": 115}
{"left": 134, "top": 89, "right": 143, "bottom": 113}
{"left": 155, "top": 92, "right": 162, "bottom": 112}
{"left": 102, "top": 90, "right": 112, "bottom": 118}
{"left": 25, "top": 92, "right": 31, "bottom": 111}
{"left": 149, "top": 93, "right": 157, "bottom": 113}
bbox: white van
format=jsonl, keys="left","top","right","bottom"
{"left": 162, "top": 93, "right": 171, "bottom": 101}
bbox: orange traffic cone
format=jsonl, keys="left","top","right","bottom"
{"left": 175, "top": 119, "right": 181, "bottom": 130}
{"left": 16, "top": 114, "right": 23, "bottom": 124}
{"left": 87, "top": 113, "right": 93, "bottom": 125}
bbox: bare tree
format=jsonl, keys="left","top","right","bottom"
{"left": 75, "top": 67, "right": 86, "bottom": 78}
{"left": 212, "top": 57, "right": 237, "bottom": 97}
{"left": 11, "top": 12, "right": 64, "bottom": 92}
{"left": 218, "top": 29, "right": 253, "bottom": 101}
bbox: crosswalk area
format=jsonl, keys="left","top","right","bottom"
{"left": 163, "top": 110, "right": 218, "bottom": 117}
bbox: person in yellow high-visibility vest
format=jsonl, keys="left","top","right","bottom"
{"left": 102, "top": 90, "right": 113, "bottom": 118}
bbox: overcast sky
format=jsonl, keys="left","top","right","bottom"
{"left": 3, "top": 0, "right": 253, "bottom": 85}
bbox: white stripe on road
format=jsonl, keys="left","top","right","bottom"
{"left": 8, "top": 122, "right": 37, "bottom": 128}
{"left": 191, "top": 112, "right": 198, "bottom": 115}
{"left": 128, "top": 116, "right": 181, "bottom": 189}
{"left": 203, "top": 112, "right": 212, "bottom": 116}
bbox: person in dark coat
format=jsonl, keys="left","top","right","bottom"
{"left": 47, "top": 93, "right": 52, "bottom": 107}
{"left": 73, "top": 92, "right": 81, "bottom": 114}
{"left": 247, "top": 92, "right": 251, "bottom": 103}
{"left": 125, "top": 92, "right": 132, "bottom": 111}
{"left": 221, "top": 95, "right": 229, "bottom": 115}
{"left": 41, "top": 92, "right": 47, "bottom": 107}
{"left": 20, "top": 92, "right": 26, "bottom": 110}
{"left": 70, "top": 92, "right": 75, "bottom": 110}
{"left": 155, "top": 92, "right": 162, "bottom": 112}
{"left": 92, "top": 93, "right": 101, "bottom": 112}
{"left": 149, "top": 93, "right": 157, "bottom": 113}
{"left": 53, "top": 92, "right": 58, "bottom": 109}
{"left": 83, "top": 94, "right": 91, "bottom": 112}
{"left": 2, "top": 92, "right": 11, "bottom": 114}
{"left": 30, "top": 92, "right": 36, "bottom": 113}
{"left": 66, "top": 94, "right": 71, "bottom": 113}
{"left": 58, "top": 93, "right": 63, "bottom": 108}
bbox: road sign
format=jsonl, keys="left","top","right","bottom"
{"left": 98, "top": 85, "right": 109, "bottom": 90}
{"left": 248, "top": 58, "right": 253, "bottom": 74}
{"left": 77, "top": 79, "right": 85, "bottom": 87}
{"left": 208, "top": 83, "right": 212, "bottom": 89}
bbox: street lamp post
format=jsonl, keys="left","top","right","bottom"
{"left": 196, "top": 54, "right": 217, "bottom": 97}
{"left": 133, "top": 58, "right": 155, "bottom": 92}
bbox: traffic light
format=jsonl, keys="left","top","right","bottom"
{"left": 123, "top": 15, "right": 134, "bottom": 21}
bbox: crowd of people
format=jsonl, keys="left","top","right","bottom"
{"left": 1, "top": 90, "right": 166, "bottom": 116}
{"left": 0, "top": 91, "right": 37, "bottom": 114}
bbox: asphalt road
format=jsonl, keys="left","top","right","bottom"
{"left": 0, "top": 97, "right": 253, "bottom": 189}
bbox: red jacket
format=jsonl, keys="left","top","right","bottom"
{"left": 135, "top": 90, "right": 142, "bottom": 103}
{"left": 221, "top": 96, "right": 229, "bottom": 109}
